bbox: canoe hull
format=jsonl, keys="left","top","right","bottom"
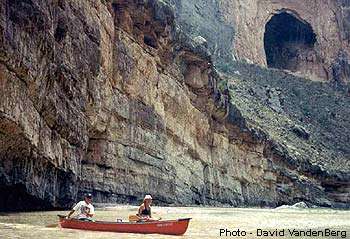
{"left": 59, "top": 217, "right": 191, "bottom": 235}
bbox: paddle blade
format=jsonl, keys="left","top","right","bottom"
{"left": 46, "top": 223, "right": 59, "bottom": 228}
{"left": 128, "top": 215, "right": 140, "bottom": 222}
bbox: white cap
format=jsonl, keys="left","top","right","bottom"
{"left": 144, "top": 195, "right": 152, "bottom": 200}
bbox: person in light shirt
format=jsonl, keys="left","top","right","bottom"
{"left": 66, "top": 193, "right": 95, "bottom": 221}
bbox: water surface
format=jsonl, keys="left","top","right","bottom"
{"left": 0, "top": 205, "right": 349, "bottom": 238}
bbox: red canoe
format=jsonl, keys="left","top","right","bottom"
{"left": 58, "top": 215, "right": 191, "bottom": 235}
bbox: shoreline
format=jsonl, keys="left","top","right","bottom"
{"left": 1, "top": 203, "right": 349, "bottom": 214}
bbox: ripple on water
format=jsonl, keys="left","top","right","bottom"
{"left": 0, "top": 206, "right": 349, "bottom": 239}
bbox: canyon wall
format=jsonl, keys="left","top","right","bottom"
{"left": 219, "top": 0, "right": 350, "bottom": 83}
{"left": 0, "top": 0, "right": 349, "bottom": 211}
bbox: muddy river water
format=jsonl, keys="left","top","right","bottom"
{"left": 0, "top": 205, "right": 349, "bottom": 238}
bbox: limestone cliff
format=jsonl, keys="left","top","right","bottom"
{"left": 0, "top": 0, "right": 349, "bottom": 211}
{"left": 219, "top": 0, "right": 350, "bottom": 83}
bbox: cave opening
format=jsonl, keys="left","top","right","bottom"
{"left": 264, "top": 12, "right": 317, "bottom": 72}
{"left": 0, "top": 184, "right": 53, "bottom": 212}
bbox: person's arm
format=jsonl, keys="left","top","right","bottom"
{"left": 86, "top": 206, "right": 94, "bottom": 217}
{"left": 67, "top": 201, "right": 81, "bottom": 218}
{"left": 138, "top": 204, "right": 145, "bottom": 216}
{"left": 66, "top": 210, "right": 75, "bottom": 218}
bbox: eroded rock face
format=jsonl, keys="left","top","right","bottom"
{"left": 219, "top": 0, "right": 350, "bottom": 83}
{"left": 0, "top": 0, "right": 349, "bottom": 211}
{"left": 0, "top": 0, "right": 241, "bottom": 209}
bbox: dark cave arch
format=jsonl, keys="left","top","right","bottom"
{"left": 264, "top": 11, "right": 317, "bottom": 71}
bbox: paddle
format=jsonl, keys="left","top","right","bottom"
{"left": 46, "top": 223, "right": 59, "bottom": 228}
{"left": 128, "top": 215, "right": 162, "bottom": 222}
{"left": 46, "top": 214, "right": 68, "bottom": 228}
{"left": 128, "top": 215, "right": 140, "bottom": 222}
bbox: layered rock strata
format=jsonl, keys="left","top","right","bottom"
{"left": 0, "top": 0, "right": 349, "bottom": 211}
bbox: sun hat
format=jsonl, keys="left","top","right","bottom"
{"left": 144, "top": 195, "right": 152, "bottom": 200}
